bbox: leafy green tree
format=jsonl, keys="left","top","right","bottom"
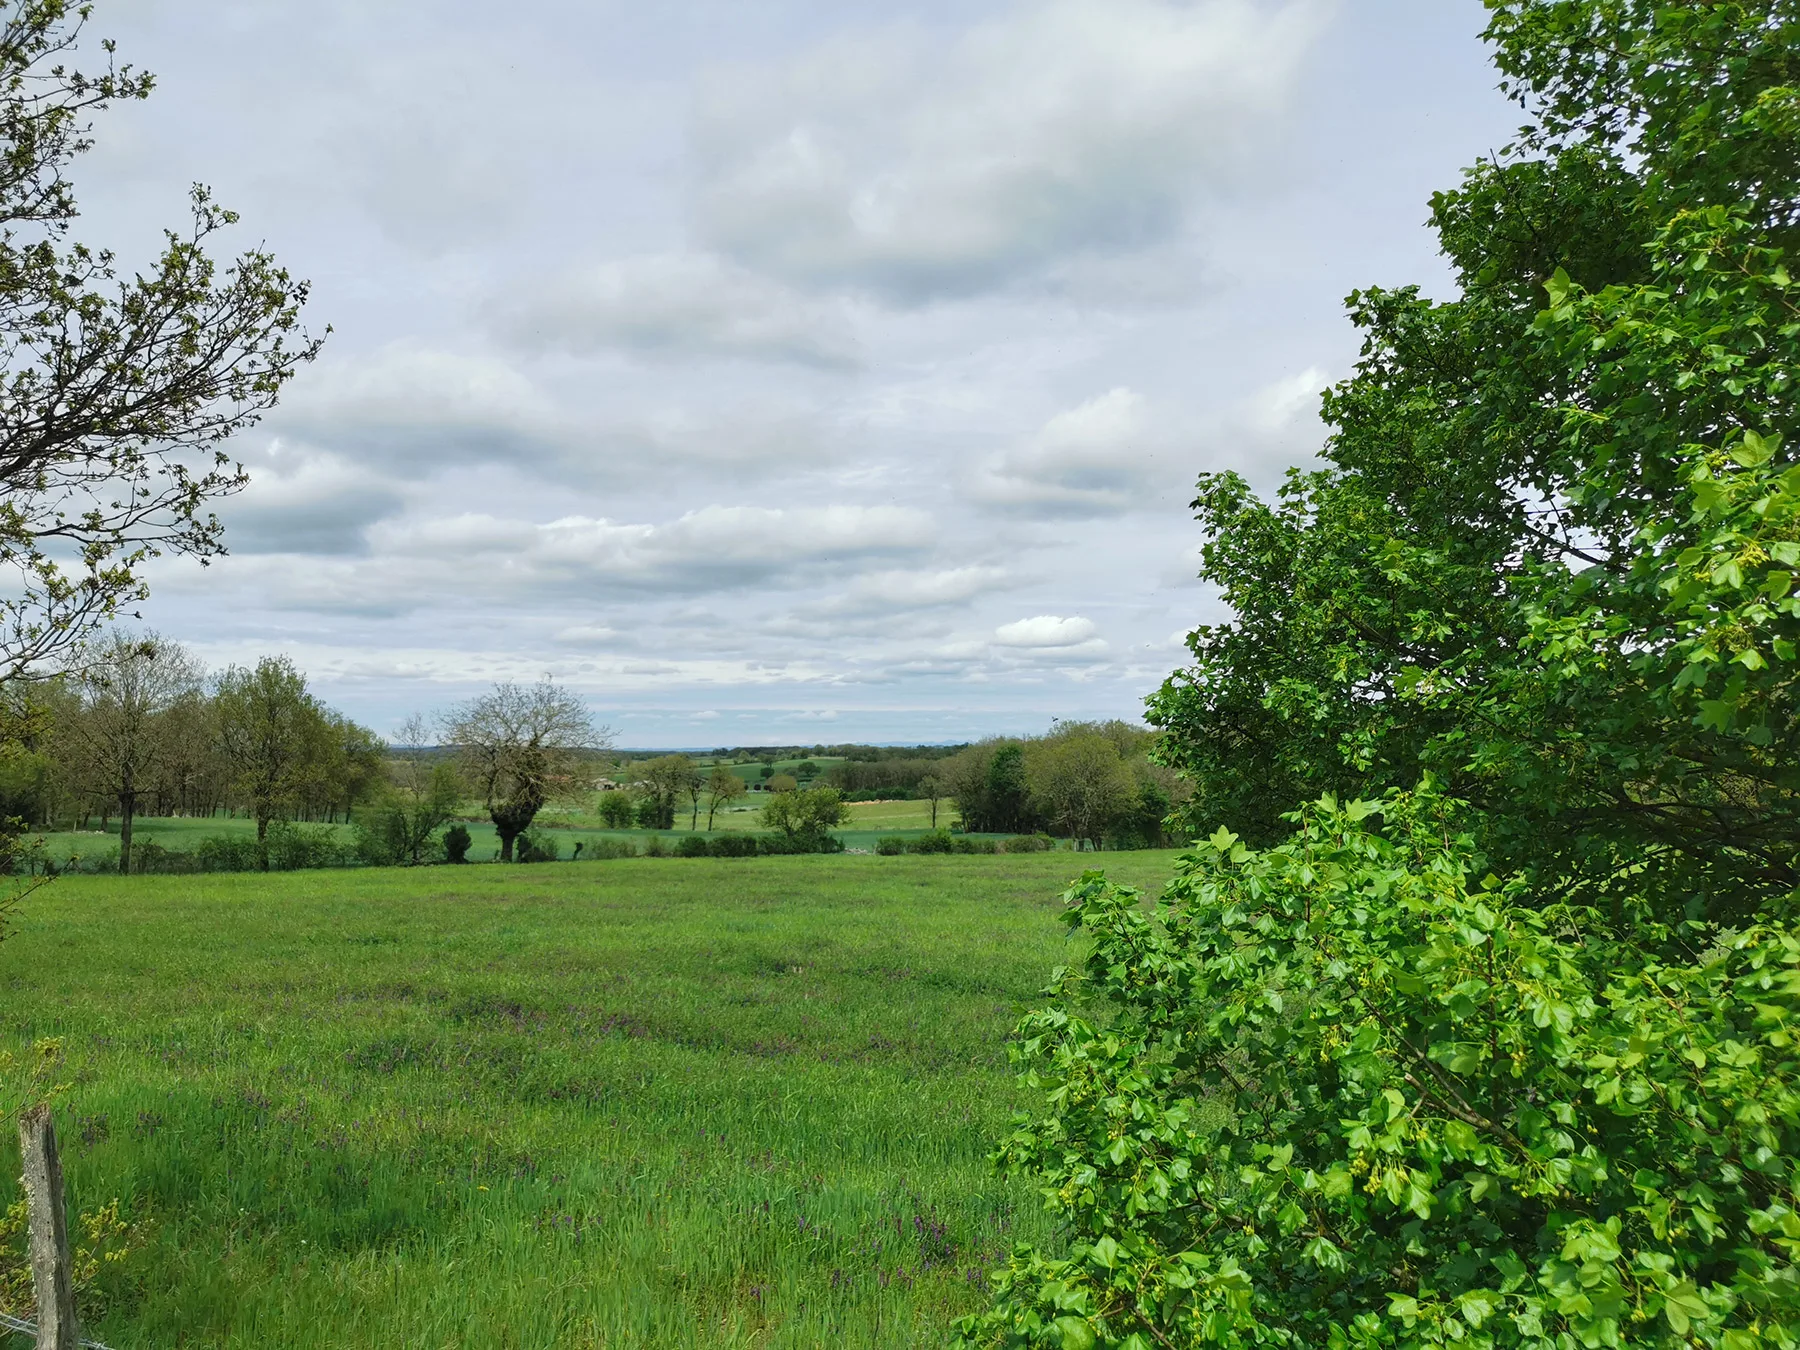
{"left": 766, "top": 772, "right": 798, "bottom": 795}
{"left": 966, "top": 4, "right": 1800, "bottom": 1347}
{"left": 704, "top": 764, "right": 746, "bottom": 829}
{"left": 213, "top": 656, "right": 335, "bottom": 866}
{"left": 1146, "top": 0, "right": 1800, "bottom": 916}
{"left": 446, "top": 681, "right": 603, "bottom": 862}
{"left": 59, "top": 631, "right": 200, "bottom": 872}
{"left": 633, "top": 754, "right": 700, "bottom": 831}
{"left": 760, "top": 785, "right": 848, "bottom": 847}
{"left": 1023, "top": 724, "right": 1136, "bottom": 851}
{"left": 597, "top": 790, "right": 635, "bottom": 829}
{"left": 918, "top": 774, "right": 942, "bottom": 828}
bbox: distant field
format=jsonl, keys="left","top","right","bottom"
{"left": 0, "top": 851, "right": 1182, "bottom": 1347}
{"left": 39, "top": 797, "right": 1000, "bottom": 869}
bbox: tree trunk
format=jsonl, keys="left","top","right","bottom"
{"left": 118, "top": 791, "right": 136, "bottom": 875}
{"left": 256, "top": 811, "right": 271, "bottom": 871}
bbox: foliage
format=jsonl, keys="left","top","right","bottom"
{"left": 632, "top": 754, "right": 701, "bottom": 831}
{"left": 514, "top": 829, "right": 560, "bottom": 864}
{"left": 356, "top": 724, "right": 461, "bottom": 866}
{"left": 213, "top": 657, "right": 355, "bottom": 863}
{"left": 761, "top": 785, "right": 850, "bottom": 846}
{"left": 57, "top": 631, "right": 201, "bottom": 873}
{"left": 0, "top": 1194, "right": 141, "bottom": 1325}
{"left": 1146, "top": 0, "right": 1800, "bottom": 914}
{"left": 1024, "top": 725, "right": 1140, "bottom": 851}
{"left": 442, "top": 823, "right": 471, "bottom": 864}
{"left": 957, "top": 789, "right": 1800, "bottom": 1349}
{"left": 445, "top": 681, "right": 604, "bottom": 863}
{"left": 1002, "top": 835, "right": 1056, "bottom": 854}
{"left": 876, "top": 836, "right": 908, "bottom": 856}
{"left": 0, "top": 2, "right": 322, "bottom": 680}
{"left": 597, "top": 790, "right": 635, "bottom": 829}
{"left": 704, "top": 764, "right": 746, "bottom": 829}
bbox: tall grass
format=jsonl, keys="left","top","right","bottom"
{"left": 0, "top": 851, "right": 1180, "bottom": 1347}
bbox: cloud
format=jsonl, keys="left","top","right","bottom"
{"left": 826, "top": 565, "right": 1016, "bottom": 615}
{"left": 215, "top": 503, "right": 942, "bottom": 613}
{"left": 693, "top": 0, "right": 1327, "bottom": 299}
{"left": 973, "top": 388, "right": 1168, "bottom": 516}
{"left": 494, "top": 252, "right": 860, "bottom": 367}
{"left": 994, "top": 614, "right": 1099, "bottom": 648}
{"left": 220, "top": 445, "right": 404, "bottom": 555}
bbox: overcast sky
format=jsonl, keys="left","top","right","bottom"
{"left": 82, "top": 0, "right": 1517, "bottom": 747}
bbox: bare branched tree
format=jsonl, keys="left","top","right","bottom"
{"left": 444, "top": 681, "right": 609, "bottom": 862}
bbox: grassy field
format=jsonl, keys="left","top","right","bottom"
{"left": 0, "top": 850, "right": 1181, "bottom": 1347}
{"left": 39, "top": 799, "right": 984, "bottom": 869}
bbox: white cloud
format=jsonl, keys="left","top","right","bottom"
{"left": 494, "top": 252, "right": 860, "bottom": 367}
{"left": 994, "top": 614, "right": 1098, "bottom": 648}
{"left": 828, "top": 565, "right": 1015, "bottom": 614}
{"left": 973, "top": 387, "right": 1161, "bottom": 515}
{"left": 693, "top": 0, "right": 1327, "bottom": 299}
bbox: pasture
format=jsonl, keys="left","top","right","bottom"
{"left": 38, "top": 798, "right": 967, "bottom": 870}
{"left": 0, "top": 850, "right": 1181, "bottom": 1346}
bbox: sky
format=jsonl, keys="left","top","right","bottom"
{"left": 77, "top": 0, "right": 1521, "bottom": 748}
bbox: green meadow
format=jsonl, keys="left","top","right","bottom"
{"left": 0, "top": 850, "right": 1180, "bottom": 1347}
{"left": 37, "top": 798, "right": 978, "bottom": 870}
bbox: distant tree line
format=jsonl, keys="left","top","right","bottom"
{"left": 942, "top": 722, "right": 1185, "bottom": 850}
{"left": 1, "top": 634, "right": 385, "bottom": 872}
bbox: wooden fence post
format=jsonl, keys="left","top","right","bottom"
{"left": 17, "top": 1104, "right": 79, "bottom": 1350}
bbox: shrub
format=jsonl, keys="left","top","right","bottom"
{"left": 583, "top": 836, "right": 637, "bottom": 860}
{"left": 950, "top": 836, "right": 996, "bottom": 854}
{"left": 443, "top": 824, "right": 472, "bottom": 864}
{"left": 676, "top": 835, "right": 709, "bottom": 857}
{"left": 596, "top": 792, "right": 635, "bottom": 828}
{"left": 875, "top": 836, "right": 908, "bottom": 856}
{"left": 194, "top": 834, "right": 261, "bottom": 872}
{"left": 515, "top": 830, "right": 561, "bottom": 863}
{"left": 956, "top": 789, "right": 1800, "bottom": 1349}
{"left": 265, "top": 821, "right": 350, "bottom": 871}
{"left": 641, "top": 834, "right": 669, "bottom": 858}
{"left": 1001, "top": 833, "right": 1054, "bottom": 854}
{"left": 907, "top": 830, "right": 953, "bottom": 854}
{"left": 707, "top": 834, "right": 759, "bottom": 858}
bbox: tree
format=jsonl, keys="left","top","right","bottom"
{"left": 60, "top": 630, "right": 199, "bottom": 872}
{"left": 445, "top": 680, "right": 603, "bottom": 863}
{"left": 0, "top": 6, "right": 321, "bottom": 682}
{"left": 1023, "top": 724, "right": 1135, "bottom": 850}
{"left": 633, "top": 754, "right": 700, "bottom": 831}
{"left": 704, "top": 764, "right": 745, "bottom": 829}
{"left": 597, "top": 790, "right": 635, "bottom": 829}
{"left": 917, "top": 775, "right": 942, "bottom": 829}
{"left": 760, "top": 786, "right": 848, "bottom": 846}
{"left": 766, "top": 772, "right": 797, "bottom": 795}
{"left": 359, "top": 715, "right": 461, "bottom": 865}
{"left": 964, "top": 4, "right": 1800, "bottom": 1346}
{"left": 212, "top": 656, "right": 335, "bottom": 866}
{"left": 944, "top": 740, "right": 1036, "bottom": 834}
{"left": 1144, "top": 0, "right": 1800, "bottom": 917}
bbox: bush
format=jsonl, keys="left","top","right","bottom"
{"left": 443, "top": 824, "right": 472, "bottom": 863}
{"left": 875, "top": 836, "right": 908, "bottom": 856}
{"left": 194, "top": 833, "right": 261, "bottom": 872}
{"left": 707, "top": 834, "right": 760, "bottom": 858}
{"left": 676, "top": 835, "right": 709, "bottom": 857}
{"left": 956, "top": 789, "right": 1800, "bottom": 1349}
{"left": 583, "top": 836, "right": 637, "bottom": 860}
{"left": 641, "top": 834, "right": 669, "bottom": 858}
{"left": 908, "top": 829, "right": 953, "bottom": 854}
{"left": 1001, "top": 833, "right": 1055, "bottom": 853}
{"left": 272, "top": 821, "right": 351, "bottom": 871}
{"left": 950, "top": 836, "right": 996, "bottom": 854}
{"left": 597, "top": 792, "right": 635, "bottom": 828}
{"left": 515, "top": 830, "right": 560, "bottom": 863}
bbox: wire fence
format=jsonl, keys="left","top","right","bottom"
{"left": 0, "top": 1309, "right": 114, "bottom": 1349}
